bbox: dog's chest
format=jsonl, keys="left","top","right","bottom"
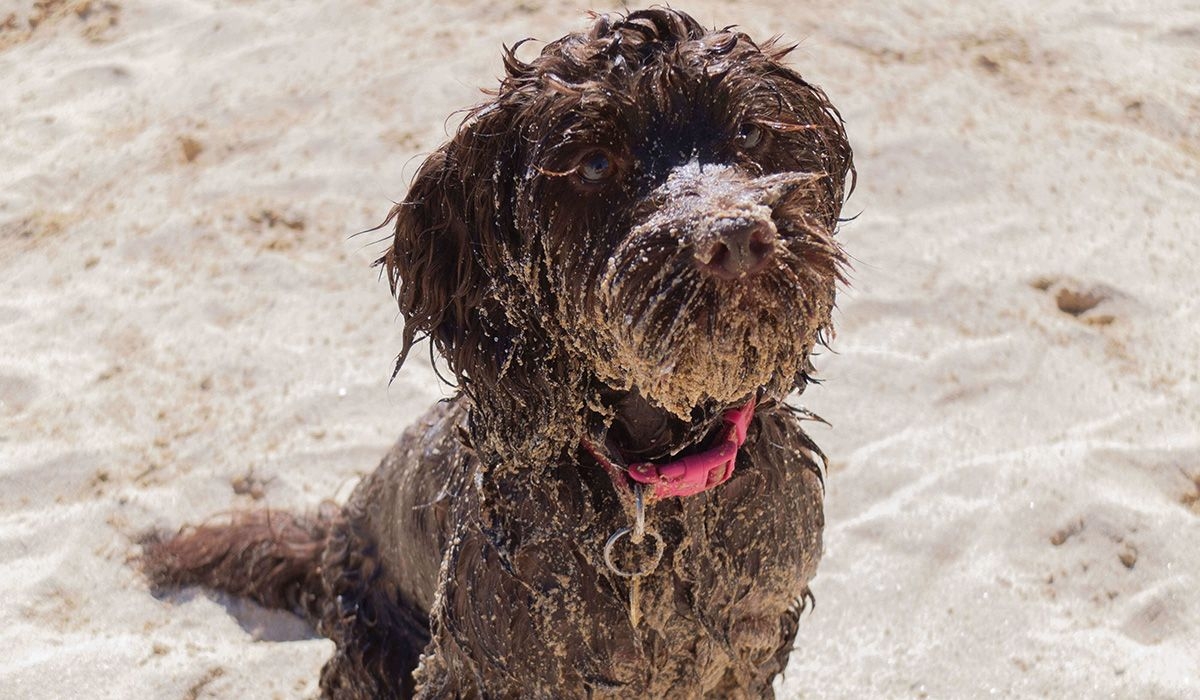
{"left": 439, "top": 414, "right": 824, "bottom": 697}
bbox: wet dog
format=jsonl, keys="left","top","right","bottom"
{"left": 143, "top": 8, "right": 854, "bottom": 698}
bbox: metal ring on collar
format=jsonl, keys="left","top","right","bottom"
{"left": 603, "top": 525, "right": 664, "bottom": 578}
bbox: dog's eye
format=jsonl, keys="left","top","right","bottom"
{"left": 736, "top": 123, "right": 763, "bottom": 149}
{"left": 578, "top": 151, "right": 614, "bottom": 183}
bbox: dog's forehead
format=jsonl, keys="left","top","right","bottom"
{"left": 516, "top": 35, "right": 785, "bottom": 153}
{"left": 547, "top": 31, "right": 772, "bottom": 97}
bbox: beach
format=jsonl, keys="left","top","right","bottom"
{"left": 1, "top": 1, "right": 1198, "bottom": 697}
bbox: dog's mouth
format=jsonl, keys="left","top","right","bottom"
{"left": 583, "top": 395, "right": 758, "bottom": 501}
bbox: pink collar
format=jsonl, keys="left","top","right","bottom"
{"left": 583, "top": 397, "right": 757, "bottom": 500}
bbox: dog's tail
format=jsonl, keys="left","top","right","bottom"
{"left": 140, "top": 505, "right": 339, "bottom": 624}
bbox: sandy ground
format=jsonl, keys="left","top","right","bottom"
{"left": 2, "top": 0, "right": 1199, "bottom": 698}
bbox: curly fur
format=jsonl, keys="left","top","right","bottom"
{"left": 143, "top": 8, "right": 854, "bottom": 698}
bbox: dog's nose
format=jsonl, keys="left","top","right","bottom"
{"left": 694, "top": 218, "right": 777, "bottom": 280}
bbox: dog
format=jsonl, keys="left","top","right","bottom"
{"left": 143, "top": 8, "right": 854, "bottom": 698}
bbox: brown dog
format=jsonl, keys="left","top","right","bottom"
{"left": 143, "top": 8, "right": 854, "bottom": 698}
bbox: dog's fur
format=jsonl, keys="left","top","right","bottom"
{"left": 142, "top": 8, "right": 853, "bottom": 698}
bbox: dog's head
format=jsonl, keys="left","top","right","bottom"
{"left": 379, "top": 8, "right": 853, "bottom": 452}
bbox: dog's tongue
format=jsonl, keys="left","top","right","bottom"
{"left": 627, "top": 396, "right": 756, "bottom": 499}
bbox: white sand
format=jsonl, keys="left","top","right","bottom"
{"left": 2, "top": 1, "right": 1198, "bottom": 697}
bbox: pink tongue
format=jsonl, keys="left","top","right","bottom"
{"left": 627, "top": 397, "right": 756, "bottom": 498}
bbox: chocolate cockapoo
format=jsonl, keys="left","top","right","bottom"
{"left": 143, "top": 7, "right": 854, "bottom": 698}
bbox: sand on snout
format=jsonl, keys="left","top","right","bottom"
{"left": 1, "top": 1, "right": 1198, "bottom": 698}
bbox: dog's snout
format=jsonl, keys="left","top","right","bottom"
{"left": 695, "top": 218, "right": 777, "bottom": 280}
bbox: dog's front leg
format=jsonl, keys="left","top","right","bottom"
{"left": 411, "top": 465, "right": 641, "bottom": 699}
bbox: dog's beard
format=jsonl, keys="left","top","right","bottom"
{"left": 587, "top": 226, "right": 838, "bottom": 418}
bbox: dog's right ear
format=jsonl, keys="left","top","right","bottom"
{"left": 374, "top": 106, "right": 512, "bottom": 386}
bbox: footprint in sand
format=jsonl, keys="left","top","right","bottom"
{"left": 1120, "top": 591, "right": 1188, "bottom": 646}
{"left": 1029, "top": 275, "right": 1137, "bottom": 327}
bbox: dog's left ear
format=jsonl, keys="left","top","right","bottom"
{"left": 375, "top": 105, "right": 516, "bottom": 386}
{"left": 376, "top": 101, "right": 583, "bottom": 462}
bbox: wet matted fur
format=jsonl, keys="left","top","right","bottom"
{"left": 142, "top": 8, "right": 854, "bottom": 698}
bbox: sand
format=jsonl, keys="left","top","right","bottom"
{"left": 1, "top": 0, "right": 1198, "bottom": 698}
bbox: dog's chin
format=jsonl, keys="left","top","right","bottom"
{"left": 590, "top": 293, "right": 822, "bottom": 419}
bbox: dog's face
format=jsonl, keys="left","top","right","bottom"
{"left": 381, "top": 9, "right": 853, "bottom": 426}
